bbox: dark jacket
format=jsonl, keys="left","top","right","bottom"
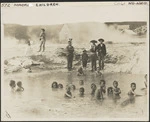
{"left": 96, "top": 43, "right": 106, "bottom": 56}
{"left": 90, "top": 45, "right": 97, "bottom": 53}
{"left": 82, "top": 53, "right": 88, "bottom": 61}
{"left": 66, "top": 45, "right": 74, "bottom": 55}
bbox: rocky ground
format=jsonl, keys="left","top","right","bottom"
{"left": 3, "top": 41, "right": 147, "bottom": 74}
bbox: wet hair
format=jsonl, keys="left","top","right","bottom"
{"left": 107, "top": 87, "right": 113, "bottom": 94}
{"left": 17, "top": 81, "right": 22, "bottom": 87}
{"left": 51, "top": 81, "right": 58, "bottom": 88}
{"left": 79, "top": 87, "right": 85, "bottom": 93}
{"left": 91, "top": 83, "right": 97, "bottom": 90}
{"left": 58, "top": 83, "right": 63, "bottom": 88}
{"left": 100, "top": 80, "right": 106, "bottom": 85}
{"left": 113, "top": 81, "right": 118, "bottom": 85}
{"left": 9, "top": 80, "right": 16, "bottom": 87}
{"left": 131, "top": 82, "right": 136, "bottom": 87}
{"left": 71, "top": 84, "right": 76, "bottom": 90}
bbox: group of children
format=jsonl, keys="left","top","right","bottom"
{"left": 9, "top": 74, "right": 147, "bottom": 103}
{"left": 77, "top": 66, "right": 103, "bottom": 77}
{"left": 51, "top": 79, "right": 141, "bottom": 101}
{"left": 9, "top": 80, "right": 24, "bottom": 92}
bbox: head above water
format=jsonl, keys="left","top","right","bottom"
{"left": 52, "top": 81, "right": 58, "bottom": 88}
{"left": 113, "top": 81, "right": 118, "bottom": 88}
{"left": 58, "top": 83, "right": 63, "bottom": 88}
{"left": 91, "top": 83, "right": 97, "bottom": 90}
{"left": 131, "top": 82, "right": 136, "bottom": 91}
{"left": 107, "top": 87, "right": 113, "bottom": 94}
{"left": 79, "top": 87, "right": 85, "bottom": 94}
{"left": 17, "top": 81, "right": 22, "bottom": 87}
{"left": 9, "top": 80, "right": 16, "bottom": 88}
{"left": 71, "top": 84, "right": 76, "bottom": 90}
{"left": 100, "top": 80, "right": 105, "bottom": 87}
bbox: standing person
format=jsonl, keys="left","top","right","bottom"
{"left": 66, "top": 38, "right": 74, "bottom": 71}
{"left": 96, "top": 38, "right": 106, "bottom": 70}
{"left": 90, "top": 40, "right": 97, "bottom": 72}
{"left": 82, "top": 50, "right": 89, "bottom": 69}
{"left": 38, "top": 28, "right": 46, "bottom": 52}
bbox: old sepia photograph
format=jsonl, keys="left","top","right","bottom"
{"left": 1, "top": 1, "right": 149, "bottom": 121}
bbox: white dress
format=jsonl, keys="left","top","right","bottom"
{"left": 25, "top": 45, "right": 33, "bottom": 56}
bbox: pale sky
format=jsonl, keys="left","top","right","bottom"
{"left": 1, "top": 2, "right": 149, "bottom": 25}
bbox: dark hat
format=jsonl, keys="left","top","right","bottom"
{"left": 98, "top": 38, "right": 104, "bottom": 42}
{"left": 90, "top": 40, "right": 97, "bottom": 43}
{"left": 83, "top": 49, "right": 87, "bottom": 52}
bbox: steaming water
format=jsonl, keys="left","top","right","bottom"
{"left": 3, "top": 70, "right": 148, "bottom": 120}
{"left": 2, "top": 23, "right": 148, "bottom": 120}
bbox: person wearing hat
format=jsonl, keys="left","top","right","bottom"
{"left": 96, "top": 38, "right": 106, "bottom": 70}
{"left": 38, "top": 28, "right": 46, "bottom": 52}
{"left": 66, "top": 38, "right": 74, "bottom": 71}
{"left": 82, "top": 49, "right": 89, "bottom": 69}
{"left": 90, "top": 40, "right": 97, "bottom": 72}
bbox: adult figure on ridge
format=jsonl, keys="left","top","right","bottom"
{"left": 66, "top": 38, "right": 74, "bottom": 71}
{"left": 96, "top": 38, "right": 106, "bottom": 70}
{"left": 38, "top": 28, "right": 46, "bottom": 52}
{"left": 90, "top": 40, "right": 97, "bottom": 72}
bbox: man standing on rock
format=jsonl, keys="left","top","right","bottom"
{"left": 96, "top": 38, "right": 106, "bottom": 70}
{"left": 66, "top": 38, "right": 74, "bottom": 71}
{"left": 38, "top": 28, "right": 46, "bottom": 52}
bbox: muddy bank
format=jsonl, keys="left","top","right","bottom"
{"left": 4, "top": 42, "right": 147, "bottom": 74}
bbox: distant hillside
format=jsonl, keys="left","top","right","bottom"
{"left": 4, "top": 22, "right": 147, "bottom": 44}
{"left": 4, "top": 24, "right": 63, "bottom": 43}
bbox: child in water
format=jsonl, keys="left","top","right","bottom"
{"left": 9, "top": 80, "right": 16, "bottom": 91}
{"left": 51, "top": 82, "right": 58, "bottom": 88}
{"left": 113, "top": 81, "right": 121, "bottom": 99}
{"left": 128, "top": 82, "right": 136, "bottom": 97}
{"left": 79, "top": 87, "right": 85, "bottom": 97}
{"left": 58, "top": 83, "right": 63, "bottom": 89}
{"left": 16, "top": 81, "right": 24, "bottom": 92}
{"left": 96, "top": 80, "right": 106, "bottom": 100}
{"left": 79, "top": 80, "right": 84, "bottom": 85}
{"left": 64, "top": 86, "right": 72, "bottom": 98}
{"left": 107, "top": 87, "right": 113, "bottom": 97}
{"left": 70, "top": 84, "right": 76, "bottom": 91}
{"left": 91, "top": 83, "right": 97, "bottom": 95}
{"left": 77, "top": 67, "right": 85, "bottom": 76}
{"left": 95, "top": 67, "right": 103, "bottom": 77}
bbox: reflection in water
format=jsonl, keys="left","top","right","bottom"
{"left": 3, "top": 71, "right": 147, "bottom": 119}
